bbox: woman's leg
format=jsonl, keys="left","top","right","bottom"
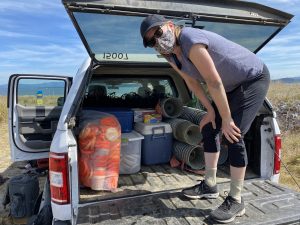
{"left": 211, "top": 65, "right": 270, "bottom": 222}
{"left": 202, "top": 107, "right": 222, "bottom": 187}
{"left": 204, "top": 152, "right": 220, "bottom": 187}
{"left": 182, "top": 108, "right": 222, "bottom": 199}
{"left": 226, "top": 64, "right": 270, "bottom": 201}
{"left": 229, "top": 166, "right": 246, "bottom": 202}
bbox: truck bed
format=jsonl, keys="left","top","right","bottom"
{"left": 77, "top": 179, "right": 300, "bottom": 225}
{"left": 80, "top": 164, "right": 258, "bottom": 202}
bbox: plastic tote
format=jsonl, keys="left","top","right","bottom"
{"left": 120, "top": 131, "right": 144, "bottom": 174}
{"left": 134, "top": 122, "right": 173, "bottom": 165}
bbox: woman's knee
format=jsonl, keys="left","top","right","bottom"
{"left": 227, "top": 139, "right": 248, "bottom": 167}
{"left": 202, "top": 123, "right": 220, "bottom": 153}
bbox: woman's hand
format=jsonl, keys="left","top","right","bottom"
{"left": 221, "top": 118, "right": 241, "bottom": 143}
{"left": 200, "top": 109, "right": 216, "bottom": 132}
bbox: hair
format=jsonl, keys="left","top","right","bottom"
{"left": 174, "top": 24, "right": 183, "bottom": 46}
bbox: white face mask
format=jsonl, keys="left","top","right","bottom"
{"left": 154, "top": 27, "right": 175, "bottom": 55}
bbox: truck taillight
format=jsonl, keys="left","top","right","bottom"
{"left": 274, "top": 135, "right": 282, "bottom": 174}
{"left": 49, "top": 152, "right": 70, "bottom": 204}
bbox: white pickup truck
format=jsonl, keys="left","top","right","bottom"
{"left": 7, "top": 0, "right": 300, "bottom": 224}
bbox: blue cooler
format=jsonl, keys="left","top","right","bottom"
{"left": 134, "top": 122, "right": 173, "bottom": 165}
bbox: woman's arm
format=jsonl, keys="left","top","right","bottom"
{"left": 169, "top": 62, "right": 213, "bottom": 111}
{"left": 188, "top": 44, "right": 241, "bottom": 143}
{"left": 168, "top": 61, "right": 216, "bottom": 130}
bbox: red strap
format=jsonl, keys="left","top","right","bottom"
{"left": 170, "top": 156, "right": 205, "bottom": 175}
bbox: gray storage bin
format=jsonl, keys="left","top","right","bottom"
{"left": 120, "top": 131, "right": 144, "bottom": 174}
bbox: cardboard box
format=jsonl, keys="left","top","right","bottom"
{"left": 143, "top": 114, "right": 162, "bottom": 124}
{"left": 132, "top": 108, "right": 156, "bottom": 122}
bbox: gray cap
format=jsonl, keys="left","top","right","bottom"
{"left": 140, "top": 14, "right": 167, "bottom": 47}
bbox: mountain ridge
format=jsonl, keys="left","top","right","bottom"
{"left": 1, "top": 76, "right": 300, "bottom": 96}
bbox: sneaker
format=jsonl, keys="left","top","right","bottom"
{"left": 182, "top": 180, "right": 219, "bottom": 199}
{"left": 210, "top": 195, "right": 245, "bottom": 223}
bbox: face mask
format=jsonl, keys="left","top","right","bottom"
{"left": 154, "top": 27, "right": 175, "bottom": 55}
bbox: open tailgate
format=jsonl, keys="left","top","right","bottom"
{"left": 77, "top": 179, "right": 300, "bottom": 224}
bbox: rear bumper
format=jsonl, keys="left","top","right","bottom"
{"left": 270, "top": 173, "right": 280, "bottom": 183}
{"left": 52, "top": 202, "right": 72, "bottom": 221}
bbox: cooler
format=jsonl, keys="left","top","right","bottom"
{"left": 134, "top": 122, "right": 173, "bottom": 165}
{"left": 120, "top": 131, "right": 144, "bottom": 174}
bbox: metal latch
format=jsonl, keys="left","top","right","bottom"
{"left": 68, "top": 116, "right": 76, "bottom": 129}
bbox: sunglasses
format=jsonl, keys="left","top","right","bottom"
{"left": 145, "top": 27, "right": 163, "bottom": 48}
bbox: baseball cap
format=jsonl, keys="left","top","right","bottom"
{"left": 140, "top": 14, "right": 167, "bottom": 47}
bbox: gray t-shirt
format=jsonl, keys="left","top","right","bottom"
{"left": 169, "top": 27, "right": 264, "bottom": 92}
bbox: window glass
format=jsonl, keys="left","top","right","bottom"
{"left": 73, "top": 12, "right": 279, "bottom": 62}
{"left": 193, "top": 21, "right": 278, "bottom": 52}
{"left": 17, "top": 79, "right": 66, "bottom": 107}
{"left": 83, "top": 76, "right": 177, "bottom": 108}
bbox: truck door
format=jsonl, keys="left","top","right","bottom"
{"left": 8, "top": 74, "right": 72, "bottom": 161}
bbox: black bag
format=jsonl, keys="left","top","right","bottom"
{"left": 2, "top": 173, "right": 40, "bottom": 218}
{"left": 28, "top": 204, "right": 52, "bottom": 225}
{"left": 27, "top": 176, "right": 53, "bottom": 225}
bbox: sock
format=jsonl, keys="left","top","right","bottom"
{"left": 229, "top": 178, "right": 244, "bottom": 203}
{"left": 204, "top": 167, "right": 217, "bottom": 187}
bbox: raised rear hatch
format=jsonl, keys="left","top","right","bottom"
{"left": 62, "top": 0, "right": 293, "bottom": 64}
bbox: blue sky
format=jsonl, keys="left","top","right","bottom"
{"left": 0, "top": 0, "right": 299, "bottom": 85}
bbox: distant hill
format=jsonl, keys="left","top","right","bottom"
{"left": 272, "top": 77, "right": 300, "bottom": 84}
{"left": 1, "top": 76, "right": 299, "bottom": 96}
{"left": 0, "top": 81, "right": 65, "bottom": 96}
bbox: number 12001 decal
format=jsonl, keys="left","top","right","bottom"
{"left": 103, "top": 53, "right": 129, "bottom": 60}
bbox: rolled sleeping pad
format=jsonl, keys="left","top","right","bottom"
{"left": 165, "top": 118, "right": 202, "bottom": 145}
{"left": 179, "top": 106, "right": 207, "bottom": 125}
{"left": 173, "top": 141, "right": 205, "bottom": 170}
{"left": 159, "top": 97, "right": 183, "bottom": 118}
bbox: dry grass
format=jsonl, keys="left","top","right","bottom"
{"left": 279, "top": 131, "right": 300, "bottom": 191}
{"left": 18, "top": 95, "right": 61, "bottom": 106}
{"left": 267, "top": 82, "right": 300, "bottom": 106}
{"left": 267, "top": 82, "right": 300, "bottom": 191}
{"left": 0, "top": 122, "right": 10, "bottom": 173}
{"left": 0, "top": 96, "right": 10, "bottom": 173}
{"left": 0, "top": 96, "right": 7, "bottom": 124}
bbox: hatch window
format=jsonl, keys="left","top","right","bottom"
{"left": 74, "top": 13, "right": 279, "bottom": 62}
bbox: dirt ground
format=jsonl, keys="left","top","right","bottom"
{"left": 0, "top": 123, "right": 47, "bottom": 225}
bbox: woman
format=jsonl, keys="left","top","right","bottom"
{"left": 140, "top": 15, "right": 270, "bottom": 223}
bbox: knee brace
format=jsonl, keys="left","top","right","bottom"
{"left": 201, "top": 123, "right": 220, "bottom": 153}
{"left": 227, "top": 139, "right": 248, "bottom": 167}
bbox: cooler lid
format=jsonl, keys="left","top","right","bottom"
{"left": 134, "top": 122, "right": 172, "bottom": 135}
{"left": 121, "top": 130, "right": 144, "bottom": 142}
